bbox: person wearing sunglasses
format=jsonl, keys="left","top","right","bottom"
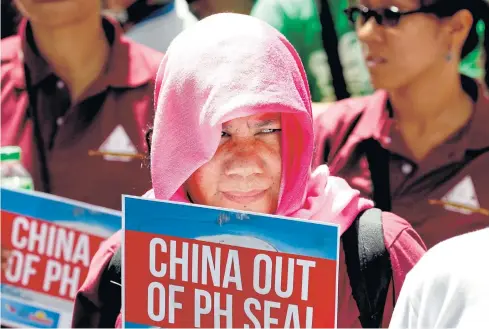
{"left": 312, "top": 0, "right": 489, "bottom": 250}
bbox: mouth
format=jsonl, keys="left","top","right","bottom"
{"left": 221, "top": 189, "right": 267, "bottom": 205}
{"left": 365, "top": 55, "right": 387, "bottom": 68}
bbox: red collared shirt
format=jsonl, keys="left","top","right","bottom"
{"left": 313, "top": 81, "right": 489, "bottom": 249}
{"left": 1, "top": 18, "right": 163, "bottom": 210}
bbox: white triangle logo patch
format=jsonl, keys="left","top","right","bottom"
{"left": 442, "top": 176, "right": 480, "bottom": 215}
{"left": 98, "top": 125, "right": 137, "bottom": 162}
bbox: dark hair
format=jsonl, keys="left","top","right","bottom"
{"left": 421, "top": 0, "right": 489, "bottom": 86}
{"left": 144, "top": 127, "right": 153, "bottom": 169}
{"left": 145, "top": 127, "right": 153, "bottom": 155}
{"left": 2, "top": 0, "right": 20, "bottom": 39}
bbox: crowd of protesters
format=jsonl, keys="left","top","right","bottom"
{"left": 1, "top": 0, "right": 488, "bottom": 327}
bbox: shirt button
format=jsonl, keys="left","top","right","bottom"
{"left": 401, "top": 163, "right": 413, "bottom": 175}
{"left": 56, "top": 117, "right": 64, "bottom": 126}
{"left": 56, "top": 80, "right": 65, "bottom": 89}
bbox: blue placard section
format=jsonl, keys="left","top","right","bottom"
{"left": 1, "top": 187, "right": 122, "bottom": 328}
{"left": 1, "top": 187, "right": 121, "bottom": 233}
{"left": 1, "top": 297, "right": 61, "bottom": 328}
{"left": 123, "top": 195, "right": 339, "bottom": 261}
{"left": 124, "top": 322, "right": 151, "bottom": 328}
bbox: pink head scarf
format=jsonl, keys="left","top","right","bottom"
{"left": 147, "top": 13, "right": 372, "bottom": 234}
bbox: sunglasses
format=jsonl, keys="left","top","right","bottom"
{"left": 344, "top": 4, "right": 437, "bottom": 27}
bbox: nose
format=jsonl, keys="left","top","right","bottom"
{"left": 225, "top": 162, "right": 263, "bottom": 178}
{"left": 356, "top": 17, "right": 384, "bottom": 44}
{"left": 224, "top": 140, "right": 264, "bottom": 178}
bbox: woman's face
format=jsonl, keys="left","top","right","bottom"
{"left": 186, "top": 112, "right": 282, "bottom": 214}
{"left": 355, "top": 0, "right": 455, "bottom": 90}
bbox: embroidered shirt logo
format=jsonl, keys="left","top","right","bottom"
{"left": 440, "top": 176, "right": 481, "bottom": 215}
{"left": 97, "top": 125, "right": 138, "bottom": 162}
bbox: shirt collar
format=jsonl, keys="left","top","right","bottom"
{"left": 19, "top": 16, "right": 157, "bottom": 90}
{"left": 353, "top": 81, "right": 489, "bottom": 152}
{"left": 20, "top": 18, "right": 51, "bottom": 87}
{"left": 351, "top": 90, "right": 389, "bottom": 141}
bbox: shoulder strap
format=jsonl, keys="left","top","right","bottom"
{"left": 342, "top": 208, "right": 392, "bottom": 328}
{"left": 24, "top": 64, "right": 51, "bottom": 193}
{"left": 99, "top": 247, "right": 122, "bottom": 327}
{"left": 318, "top": 0, "right": 350, "bottom": 100}
{"left": 323, "top": 134, "right": 392, "bottom": 211}
{"left": 363, "top": 138, "right": 392, "bottom": 211}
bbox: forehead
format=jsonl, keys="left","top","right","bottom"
{"left": 222, "top": 112, "right": 281, "bottom": 127}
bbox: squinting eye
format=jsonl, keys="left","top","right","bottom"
{"left": 260, "top": 128, "right": 282, "bottom": 134}
{"left": 221, "top": 131, "right": 230, "bottom": 138}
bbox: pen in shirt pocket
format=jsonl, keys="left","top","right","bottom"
{"left": 428, "top": 199, "right": 489, "bottom": 216}
{"left": 88, "top": 150, "right": 146, "bottom": 160}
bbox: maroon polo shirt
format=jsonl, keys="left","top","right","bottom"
{"left": 1, "top": 18, "right": 163, "bottom": 210}
{"left": 313, "top": 80, "right": 489, "bottom": 249}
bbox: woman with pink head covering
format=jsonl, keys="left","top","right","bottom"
{"left": 72, "top": 13, "right": 426, "bottom": 328}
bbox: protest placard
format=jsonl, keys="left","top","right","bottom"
{"left": 123, "top": 196, "right": 339, "bottom": 328}
{"left": 0, "top": 187, "right": 121, "bottom": 328}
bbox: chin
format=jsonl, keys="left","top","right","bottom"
{"left": 243, "top": 205, "right": 274, "bottom": 215}
{"left": 369, "top": 68, "right": 422, "bottom": 92}
{"left": 228, "top": 203, "right": 272, "bottom": 215}
{"left": 25, "top": 2, "right": 95, "bottom": 27}
{"left": 369, "top": 75, "right": 402, "bottom": 91}
{"left": 214, "top": 199, "right": 275, "bottom": 215}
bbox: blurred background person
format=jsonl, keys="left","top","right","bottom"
{"left": 1, "top": 0, "right": 163, "bottom": 210}
{"left": 102, "top": 0, "right": 196, "bottom": 52}
{"left": 185, "top": 0, "right": 485, "bottom": 103}
{"left": 313, "top": 0, "right": 489, "bottom": 249}
{"left": 316, "top": 0, "right": 485, "bottom": 99}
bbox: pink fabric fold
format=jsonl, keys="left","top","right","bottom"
{"left": 148, "top": 13, "right": 372, "bottom": 235}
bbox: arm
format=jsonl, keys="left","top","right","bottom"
{"left": 71, "top": 231, "right": 121, "bottom": 328}
{"left": 385, "top": 216, "right": 426, "bottom": 291}
{"left": 312, "top": 102, "right": 334, "bottom": 169}
{"left": 381, "top": 212, "right": 427, "bottom": 327}
{"left": 389, "top": 274, "right": 420, "bottom": 328}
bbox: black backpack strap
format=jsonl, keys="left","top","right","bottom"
{"left": 319, "top": 0, "right": 350, "bottom": 100}
{"left": 98, "top": 247, "right": 122, "bottom": 327}
{"left": 363, "top": 138, "right": 392, "bottom": 211}
{"left": 342, "top": 208, "right": 392, "bottom": 328}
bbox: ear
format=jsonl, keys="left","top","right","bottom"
{"left": 12, "top": 0, "right": 24, "bottom": 14}
{"left": 443, "top": 9, "right": 474, "bottom": 50}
